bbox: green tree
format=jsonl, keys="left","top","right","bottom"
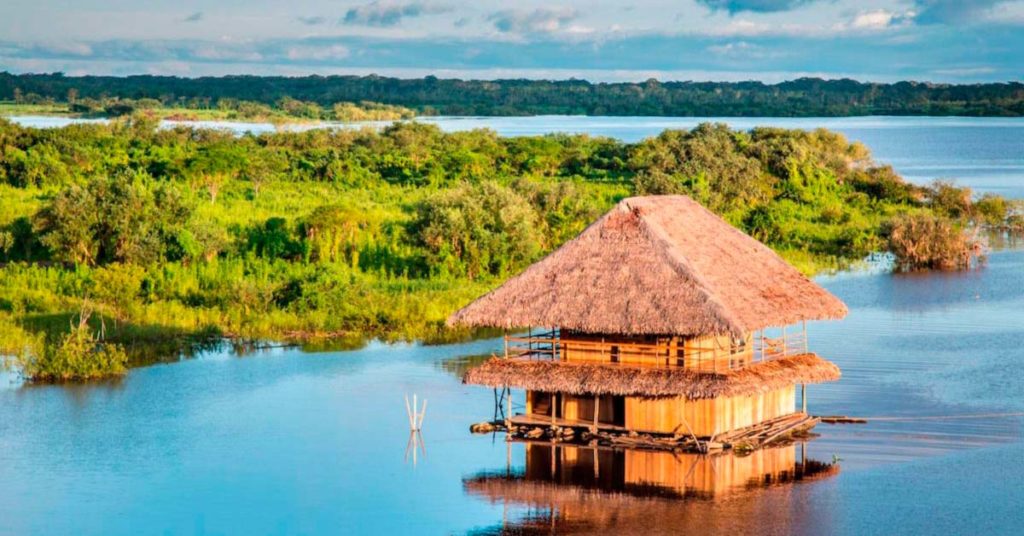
{"left": 35, "top": 173, "right": 194, "bottom": 266}
{"left": 412, "top": 182, "right": 544, "bottom": 279}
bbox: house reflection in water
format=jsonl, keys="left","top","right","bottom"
{"left": 464, "top": 442, "right": 839, "bottom": 534}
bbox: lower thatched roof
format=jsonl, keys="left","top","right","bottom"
{"left": 462, "top": 353, "right": 840, "bottom": 399}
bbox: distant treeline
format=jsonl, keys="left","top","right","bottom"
{"left": 2, "top": 72, "right": 1023, "bottom": 117}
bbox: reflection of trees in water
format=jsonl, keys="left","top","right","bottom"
{"left": 465, "top": 442, "right": 839, "bottom": 535}
{"left": 436, "top": 353, "right": 494, "bottom": 380}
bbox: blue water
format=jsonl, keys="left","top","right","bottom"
{"left": 9, "top": 115, "right": 1024, "bottom": 198}
{"left": 3, "top": 115, "right": 1024, "bottom": 534}
{"left": 3, "top": 245, "right": 1024, "bottom": 534}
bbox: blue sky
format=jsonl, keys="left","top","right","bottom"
{"left": 0, "top": 0, "right": 1021, "bottom": 82}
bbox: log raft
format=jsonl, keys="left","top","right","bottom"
{"left": 471, "top": 411, "right": 819, "bottom": 453}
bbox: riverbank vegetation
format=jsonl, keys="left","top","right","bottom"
{"left": 0, "top": 97, "right": 416, "bottom": 123}
{"left": 0, "top": 117, "right": 1016, "bottom": 380}
{"left": 3, "top": 73, "right": 1023, "bottom": 116}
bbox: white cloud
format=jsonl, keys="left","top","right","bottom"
{"left": 40, "top": 41, "right": 94, "bottom": 57}
{"left": 706, "top": 40, "right": 776, "bottom": 58}
{"left": 192, "top": 45, "right": 263, "bottom": 62}
{"left": 343, "top": 2, "right": 453, "bottom": 27}
{"left": 846, "top": 9, "right": 916, "bottom": 31}
{"left": 931, "top": 66, "right": 997, "bottom": 76}
{"left": 297, "top": 16, "right": 327, "bottom": 26}
{"left": 488, "top": 8, "right": 580, "bottom": 34}
{"left": 284, "top": 44, "right": 351, "bottom": 61}
{"left": 981, "top": 1, "right": 1024, "bottom": 24}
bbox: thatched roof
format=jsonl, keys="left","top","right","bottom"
{"left": 448, "top": 195, "right": 847, "bottom": 336}
{"left": 463, "top": 353, "right": 840, "bottom": 399}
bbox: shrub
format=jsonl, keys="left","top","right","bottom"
{"left": 885, "top": 214, "right": 984, "bottom": 270}
{"left": 974, "top": 194, "right": 1010, "bottom": 226}
{"left": 16, "top": 310, "right": 128, "bottom": 382}
{"left": 926, "top": 180, "right": 972, "bottom": 218}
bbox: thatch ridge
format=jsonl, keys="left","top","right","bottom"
{"left": 462, "top": 353, "right": 840, "bottom": 399}
{"left": 447, "top": 195, "right": 848, "bottom": 336}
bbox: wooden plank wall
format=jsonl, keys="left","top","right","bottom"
{"left": 625, "top": 385, "right": 796, "bottom": 436}
{"left": 527, "top": 387, "right": 795, "bottom": 436}
{"left": 561, "top": 395, "right": 619, "bottom": 425}
{"left": 558, "top": 332, "right": 754, "bottom": 370}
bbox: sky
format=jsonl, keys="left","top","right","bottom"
{"left": 0, "top": 0, "right": 1021, "bottom": 83}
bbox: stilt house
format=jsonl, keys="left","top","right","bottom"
{"left": 451, "top": 195, "right": 847, "bottom": 441}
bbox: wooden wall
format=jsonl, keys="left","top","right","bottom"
{"left": 558, "top": 332, "right": 753, "bottom": 370}
{"left": 562, "top": 394, "right": 619, "bottom": 425}
{"left": 625, "top": 385, "right": 796, "bottom": 436}
{"left": 528, "top": 391, "right": 621, "bottom": 425}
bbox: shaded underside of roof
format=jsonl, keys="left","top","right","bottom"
{"left": 448, "top": 195, "right": 848, "bottom": 337}
{"left": 462, "top": 353, "right": 841, "bottom": 399}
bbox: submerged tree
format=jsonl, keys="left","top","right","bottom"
{"left": 885, "top": 214, "right": 985, "bottom": 271}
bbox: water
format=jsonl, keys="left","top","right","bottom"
{"left": 8, "top": 115, "right": 1024, "bottom": 198}
{"left": 3, "top": 242, "right": 1024, "bottom": 534}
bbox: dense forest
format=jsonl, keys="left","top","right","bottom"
{"left": 0, "top": 117, "right": 1014, "bottom": 380}
{"left": 3, "top": 72, "right": 1024, "bottom": 117}
{"left": 0, "top": 95, "right": 417, "bottom": 123}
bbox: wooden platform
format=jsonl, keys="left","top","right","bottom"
{"left": 509, "top": 413, "right": 629, "bottom": 433}
{"left": 476, "top": 412, "right": 819, "bottom": 453}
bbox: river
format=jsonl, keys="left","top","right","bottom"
{"left": 1, "top": 117, "right": 1024, "bottom": 535}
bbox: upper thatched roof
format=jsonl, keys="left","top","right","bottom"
{"left": 463, "top": 353, "right": 840, "bottom": 399}
{"left": 448, "top": 195, "right": 847, "bottom": 336}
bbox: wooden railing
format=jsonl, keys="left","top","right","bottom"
{"left": 503, "top": 325, "right": 809, "bottom": 373}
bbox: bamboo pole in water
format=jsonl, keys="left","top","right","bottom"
{"left": 505, "top": 386, "right": 512, "bottom": 434}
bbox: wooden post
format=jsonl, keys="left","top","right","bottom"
{"left": 802, "top": 320, "right": 808, "bottom": 353}
{"left": 802, "top": 384, "right": 807, "bottom": 414}
{"left": 593, "top": 395, "right": 600, "bottom": 431}
{"left": 503, "top": 330, "right": 509, "bottom": 359}
{"left": 505, "top": 386, "right": 513, "bottom": 433}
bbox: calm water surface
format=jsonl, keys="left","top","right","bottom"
{"left": 2, "top": 242, "right": 1024, "bottom": 535}
{"left": 9, "top": 115, "right": 1024, "bottom": 197}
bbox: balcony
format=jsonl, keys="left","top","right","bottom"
{"left": 502, "top": 325, "right": 810, "bottom": 373}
